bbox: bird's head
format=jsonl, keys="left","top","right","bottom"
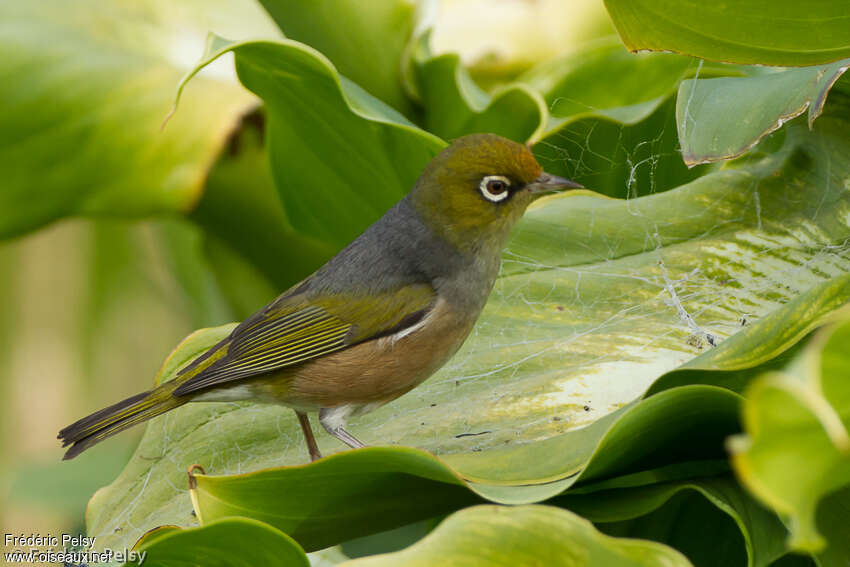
{"left": 410, "top": 133, "right": 580, "bottom": 254}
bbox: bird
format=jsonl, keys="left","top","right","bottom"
{"left": 58, "top": 133, "right": 581, "bottom": 461}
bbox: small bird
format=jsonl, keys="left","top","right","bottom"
{"left": 58, "top": 133, "right": 580, "bottom": 461}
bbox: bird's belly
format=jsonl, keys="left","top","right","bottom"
{"left": 258, "top": 297, "right": 475, "bottom": 410}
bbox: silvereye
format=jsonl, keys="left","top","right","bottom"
{"left": 59, "top": 133, "right": 580, "bottom": 461}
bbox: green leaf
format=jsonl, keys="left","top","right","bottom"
{"left": 524, "top": 41, "right": 726, "bottom": 199}
{"left": 648, "top": 275, "right": 850, "bottom": 396}
{"left": 412, "top": 46, "right": 546, "bottom": 142}
{"left": 520, "top": 38, "right": 756, "bottom": 196}
{"left": 186, "top": 386, "right": 737, "bottom": 551}
{"left": 190, "top": 448, "right": 481, "bottom": 552}
{"left": 176, "top": 36, "right": 444, "bottom": 249}
{"left": 521, "top": 37, "right": 700, "bottom": 126}
{"left": 126, "top": 517, "right": 309, "bottom": 567}
{"left": 557, "top": 475, "right": 789, "bottom": 567}
{"left": 447, "top": 385, "right": 741, "bottom": 492}
{"left": 257, "top": 0, "right": 420, "bottom": 116}
{"left": 677, "top": 60, "right": 850, "bottom": 165}
{"left": 0, "top": 0, "right": 274, "bottom": 239}
{"left": 341, "top": 521, "right": 438, "bottom": 560}
{"left": 729, "top": 315, "right": 850, "bottom": 553}
{"left": 338, "top": 505, "right": 693, "bottom": 567}
{"left": 533, "top": 97, "right": 710, "bottom": 198}
{"left": 813, "top": 486, "right": 850, "bottom": 567}
{"left": 603, "top": 0, "right": 850, "bottom": 66}
{"left": 595, "top": 490, "right": 750, "bottom": 567}
{"left": 87, "top": 92, "right": 850, "bottom": 552}
{"left": 771, "top": 556, "right": 818, "bottom": 567}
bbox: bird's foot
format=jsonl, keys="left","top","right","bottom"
{"left": 319, "top": 407, "right": 366, "bottom": 449}
{"left": 330, "top": 426, "right": 366, "bottom": 449}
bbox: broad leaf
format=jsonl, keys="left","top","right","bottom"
{"left": 603, "top": 0, "right": 850, "bottom": 66}
{"left": 521, "top": 38, "right": 700, "bottom": 126}
{"left": 522, "top": 38, "right": 734, "bottom": 195}
{"left": 729, "top": 316, "right": 850, "bottom": 554}
{"left": 411, "top": 38, "right": 545, "bottom": 142}
{"left": 533, "top": 97, "right": 710, "bottom": 198}
{"left": 596, "top": 489, "right": 750, "bottom": 567}
{"left": 677, "top": 61, "right": 850, "bottom": 165}
{"left": 557, "top": 475, "right": 788, "bottom": 567}
{"left": 339, "top": 505, "right": 693, "bottom": 567}
{"left": 813, "top": 486, "right": 850, "bottom": 567}
{"left": 449, "top": 385, "right": 741, "bottom": 494}
{"left": 175, "top": 36, "right": 444, "bottom": 249}
{"left": 185, "top": 385, "right": 739, "bottom": 551}
{"left": 258, "top": 0, "right": 420, "bottom": 115}
{"left": 190, "top": 447, "right": 480, "bottom": 552}
{"left": 126, "top": 517, "right": 309, "bottom": 566}
{"left": 341, "top": 521, "right": 437, "bottom": 560}
{"left": 648, "top": 276, "right": 850, "bottom": 396}
{"left": 0, "top": 0, "right": 274, "bottom": 239}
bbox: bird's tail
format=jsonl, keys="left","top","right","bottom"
{"left": 58, "top": 381, "right": 184, "bottom": 460}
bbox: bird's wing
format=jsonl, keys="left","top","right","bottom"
{"left": 172, "top": 283, "right": 437, "bottom": 397}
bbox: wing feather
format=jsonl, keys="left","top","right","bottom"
{"left": 173, "top": 284, "right": 436, "bottom": 397}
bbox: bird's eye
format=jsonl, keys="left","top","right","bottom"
{"left": 479, "top": 175, "right": 511, "bottom": 202}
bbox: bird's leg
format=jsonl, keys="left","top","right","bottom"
{"left": 295, "top": 411, "right": 322, "bottom": 462}
{"left": 319, "top": 407, "right": 366, "bottom": 449}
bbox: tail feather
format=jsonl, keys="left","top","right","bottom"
{"left": 58, "top": 383, "right": 183, "bottom": 460}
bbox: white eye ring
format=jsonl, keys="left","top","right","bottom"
{"left": 479, "top": 175, "right": 511, "bottom": 202}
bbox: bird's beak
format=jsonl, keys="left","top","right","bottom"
{"left": 527, "top": 171, "right": 583, "bottom": 195}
